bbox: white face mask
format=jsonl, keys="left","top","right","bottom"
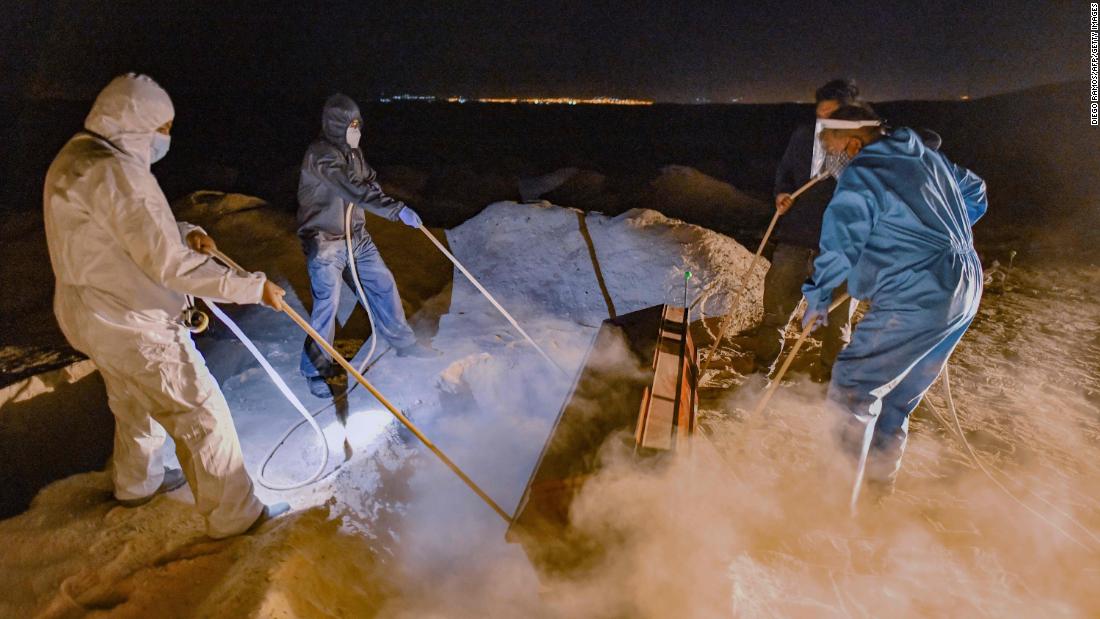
{"left": 151, "top": 132, "right": 171, "bottom": 163}
{"left": 346, "top": 125, "right": 361, "bottom": 149}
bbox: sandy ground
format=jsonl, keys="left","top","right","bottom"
{"left": 690, "top": 261, "right": 1100, "bottom": 617}
{"left": 1, "top": 196, "right": 1098, "bottom": 617}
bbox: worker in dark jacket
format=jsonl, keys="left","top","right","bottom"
{"left": 746, "top": 79, "right": 862, "bottom": 381}
{"left": 298, "top": 94, "right": 435, "bottom": 398}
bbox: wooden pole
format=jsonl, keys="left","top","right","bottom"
{"left": 748, "top": 293, "right": 851, "bottom": 417}
{"left": 212, "top": 250, "right": 512, "bottom": 523}
{"left": 699, "top": 173, "right": 830, "bottom": 375}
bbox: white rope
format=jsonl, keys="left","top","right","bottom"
{"left": 343, "top": 202, "right": 379, "bottom": 368}
{"left": 929, "top": 366, "right": 1098, "bottom": 553}
{"left": 206, "top": 301, "right": 329, "bottom": 490}
{"left": 845, "top": 358, "right": 1097, "bottom": 551}
{"left": 417, "top": 224, "right": 568, "bottom": 376}
{"left": 220, "top": 203, "right": 381, "bottom": 491}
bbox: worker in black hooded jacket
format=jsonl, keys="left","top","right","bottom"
{"left": 745, "top": 79, "right": 862, "bottom": 381}
{"left": 297, "top": 93, "right": 436, "bottom": 399}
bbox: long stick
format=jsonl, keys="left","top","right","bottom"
{"left": 212, "top": 250, "right": 512, "bottom": 523}
{"left": 747, "top": 292, "right": 851, "bottom": 417}
{"left": 417, "top": 224, "right": 567, "bottom": 376}
{"left": 700, "top": 173, "right": 831, "bottom": 375}
{"left": 790, "top": 172, "right": 831, "bottom": 202}
{"left": 689, "top": 173, "right": 832, "bottom": 313}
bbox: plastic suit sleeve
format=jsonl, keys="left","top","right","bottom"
{"left": 313, "top": 150, "right": 405, "bottom": 221}
{"left": 803, "top": 185, "right": 877, "bottom": 313}
{"left": 176, "top": 221, "right": 205, "bottom": 244}
{"left": 948, "top": 162, "right": 988, "bottom": 225}
{"left": 104, "top": 165, "right": 265, "bottom": 305}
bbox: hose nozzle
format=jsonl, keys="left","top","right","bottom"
{"left": 181, "top": 308, "right": 210, "bottom": 334}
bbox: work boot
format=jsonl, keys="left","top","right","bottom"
{"left": 862, "top": 478, "right": 897, "bottom": 508}
{"left": 247, "top": 502, "right": 291, "bottom": 534}
{"left": 320, "top": 364, "right": 344, "bottom": 379}
{"left": 397, "top": 343, "right": 440, "bottom": 358}
{"left": 117, "top": 467, "right": 188, "bottom": 508}
{"left": 307, "top": 376, "right": 332, "bottom": 399}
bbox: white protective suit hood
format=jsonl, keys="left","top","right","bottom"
{"left": 45, "top": 73, "right": 265, "bottom": 350}
{"left": 84, "top": 73, "right": 175, "bottom": 167}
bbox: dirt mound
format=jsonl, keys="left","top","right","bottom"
{"left": 445, "top": 200, "right": 762, "bottom": 329}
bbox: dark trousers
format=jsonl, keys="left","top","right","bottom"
{"left": 748, "top": 243, "right": 854, "bottom": 374}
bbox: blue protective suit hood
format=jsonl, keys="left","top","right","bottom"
{"left": 321, "top": 94, "right": 362, "bottom": 148}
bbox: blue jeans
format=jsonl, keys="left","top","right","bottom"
{"left": 299, "top": 235, "right": 418, "bottom": 378}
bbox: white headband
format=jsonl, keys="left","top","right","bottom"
{"left": 818, "top": 118, "right": 883, "bottom": 129}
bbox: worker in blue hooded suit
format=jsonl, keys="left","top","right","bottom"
{"left": 298, "top": 94, "right": 437, "bottom": 398}
{"left": 801, "top": 106, "right": 987, "bottom": 497}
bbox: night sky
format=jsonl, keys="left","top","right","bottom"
{"left": 0, "top": 0, "right": 1085, "bottom": 103}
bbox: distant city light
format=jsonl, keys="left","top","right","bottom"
{"left": 377, "top": 94, "right": 653, "bottom": 106}
{"left": 378, "top": 94, "right": 438, "bottom": 103}
{"left": 476, "top": 96, "right": 653, "bottom": 106}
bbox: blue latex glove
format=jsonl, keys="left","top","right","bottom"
{"left": 802, "top": 302, "right": 830, "bottom": 331}
{"left": 397, "top": 206, "right": 422, "bottom": 228}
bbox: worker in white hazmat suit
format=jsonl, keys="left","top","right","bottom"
{"left": 43, "top": 73, "right": 288, "bottom": 538}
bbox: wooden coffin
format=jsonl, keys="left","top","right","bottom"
{"left": 507, "top": 304, "right": 697, "bottom": 574}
